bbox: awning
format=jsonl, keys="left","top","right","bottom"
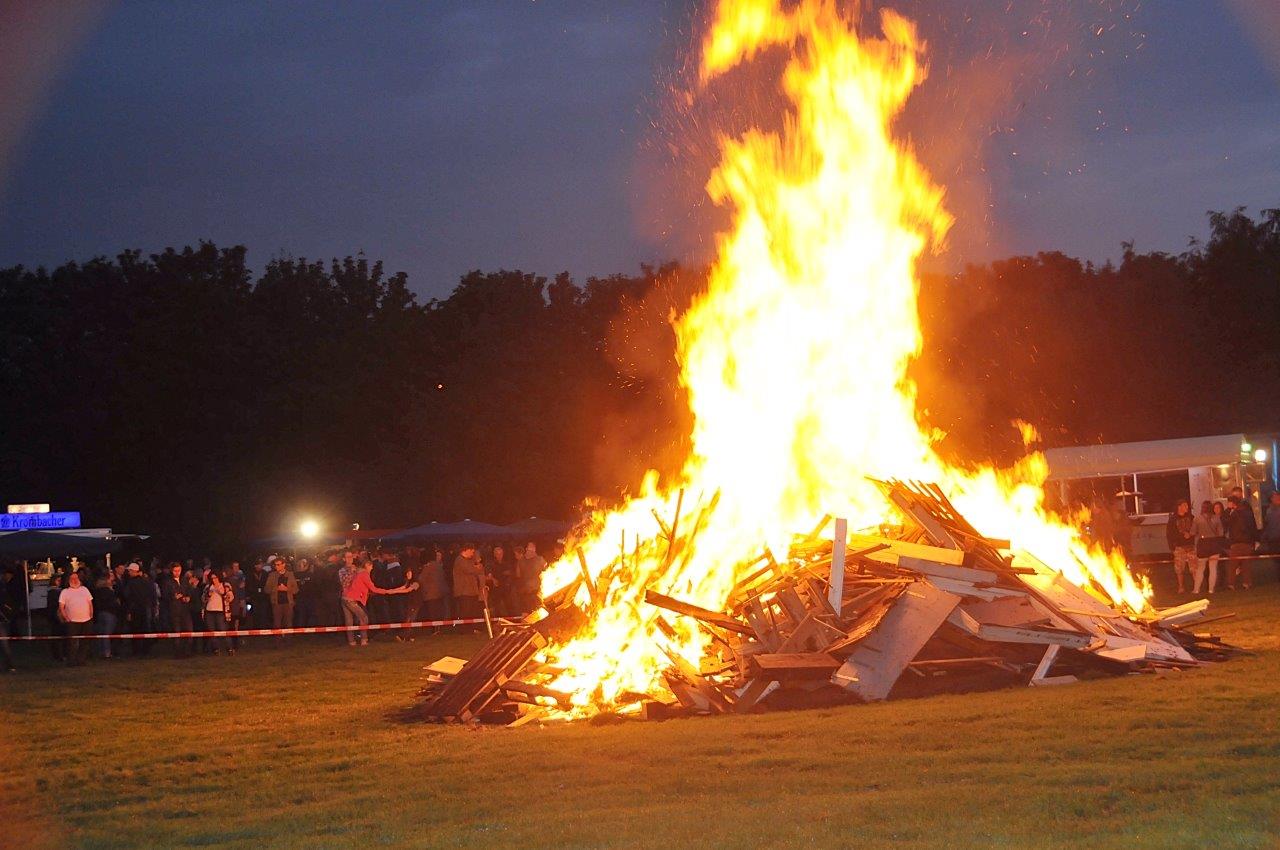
{"left": 382, "top": 519, "right": 511, "bottom": 543}
{"left": 1043, "top": 434, "right": 1246, "bottom": 480}
{"left": 0, "top": 530, "right": 120, "bottom": 559}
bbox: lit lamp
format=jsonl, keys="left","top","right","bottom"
{"left": 1254, "top": 448, "right": 1269, "bottom": 464}
{"left": 299, "top": 519, "right": 321, "bottom": 540}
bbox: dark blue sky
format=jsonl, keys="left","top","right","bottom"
{"left": 1, "top": 1, "right": 1277, "bottom": 299}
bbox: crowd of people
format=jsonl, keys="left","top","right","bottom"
{"left": 0, "top": 541, "right": 551, "bottom": 671}
{"left": 1165, "top": 488, "right": 1280, "bottom": 595}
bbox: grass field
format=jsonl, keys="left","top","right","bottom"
{"left": 2, "top": 586, "right": 1279, "bottom": 850}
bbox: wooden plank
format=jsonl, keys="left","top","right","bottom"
{"left": 946, "top": 607, "right": 982, "bottom": 637}
{"left": 775, "top": 613, "right": 847, "bottom": 654}
{"left": 507, "top": 706, "right": 549, "bottom": 728}
{"left": 828, "top": 517, "right": 848, "bottom": 611}
{"left": 745, "top": 597, "right": 781, "bottom": 651}
{"left": 750, "top": 652, "right": 841, "bottom": 680}
{"left": 847, "top": 534, "right": 967, "bottom": 567}
{"left": 1029, "top": 644, "right": 1060, "bottom": 682}
{"left": 977, "top": 623, "right": 1094, "bottom": 648}
{"left": 883, "top": 486, "right": 962, "bottom": 548}
{"left": 1150, "top": 599, "right": 1211, "bottom": 627}
{"left": 831, "top": 582, "right": 961, "bottom": 701}
{"left": 776, "top": 587, "right": 810, "bottom": 626}
{"left": 643, "top": 590, "right": 756, "bottom": 637}
{"left": 922, "top": 576, "right": 1024, "bottom": 601}
{"left": 1094, "top": 643, "right": 1147, "bottom": 663}
{"left": 500, "top": 680, "right": 573, "bottom": 707}
{"left": 898, "top": 556, "right": 999, "bottom": 585}
{"left": 734, "top": 677, "right": 776, "bottom": 713}
{"left": 424, "top": 656, "right": 467, "bottom": 677}
{"left": 1011, "top": 552, "right": 1195, "bottom": 663}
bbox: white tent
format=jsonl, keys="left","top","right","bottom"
{"left": 1043, "top": 434, "right": 1245, "bottom": 480}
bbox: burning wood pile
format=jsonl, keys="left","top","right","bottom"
{"left": 416, "top": 0, "right": 1244, "bottom": 728}
{"left": 418, "top": 480, "right": 1237, "bottom": 725}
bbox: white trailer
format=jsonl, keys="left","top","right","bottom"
{"left": 1043, "top": 433, "right": 1273, "bottom": 556}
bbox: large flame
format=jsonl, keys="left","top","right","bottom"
{"left": 536, "top": 0, "right": 1150, "bottom": 714}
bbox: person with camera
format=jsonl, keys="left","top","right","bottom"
{"left": 160, "top": 562, "right": 194, "bottom": 658}
{"left": 202, "top": 570, "right": 234, "bottom": 656}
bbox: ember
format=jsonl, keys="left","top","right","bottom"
{"left": 421, "top": 0, "right": 1236, "bottom": 724}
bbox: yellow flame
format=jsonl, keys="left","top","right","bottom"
{"left": 537, "top": 0, "right": 1150, "bottom": 715}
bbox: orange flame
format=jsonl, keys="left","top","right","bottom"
{"left": 536, "top": 0, "right": 1150, "bottom": 716}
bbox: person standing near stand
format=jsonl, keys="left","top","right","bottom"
{"left": 248, "top": 560, "right": 271, "bottom": 629}
{"left": 1192, "top": 501, "right": 1225, "bottom": 595}
{"left": 46, "top": 573, "right": 66, "bottom": 662}
{"left": 420, "top": 547, "right": 449, "bottom": 624}
{"left": 225, "top": 561, "right": 247, "bottom": 651}
{"left": 452, "top": 545, "right": 488, "bottom": 627}
{"left": 1225, "top": 494, "right": 1260, "bottom": 590}
{"left": 1165, "top": 499, "right": 1196, "bottom": 595}
{"left": 294, "top": 558, "right": 317, "bottom": 627}
{"left": 265, "top": 557, "right": 298, "bottom": 640}
{"left": 515, "top": 542, "right": 547, "bottom": 615}
{"left": 160, "top": 563, "right": 193, "bottom": 658}
{"left": 122, "top": 563, "right": 154, "bottom": 656}
{"left": 58, "top": 572, "right": 94, "bottom": 666}
{"left": 91, "top": 574, "right": 121, "bottom": 659}
{"left": 202, "top": 572, "right": 234, "bottom": 655}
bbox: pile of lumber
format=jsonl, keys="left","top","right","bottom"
{"left": 418, "top": 480, "right": 1239, "bottom": 725}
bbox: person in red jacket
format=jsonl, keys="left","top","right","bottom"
{"left": 340, "top": 558, "right": 408, "bottom": 646}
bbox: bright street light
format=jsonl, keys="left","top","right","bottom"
{"left": 299, "top": 519, "right": 321, "bottom": 540}
{"left": 1254, "top": 448, "right": 1269, "bottom": 464}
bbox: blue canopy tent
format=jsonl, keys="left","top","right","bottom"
{"left": 382, "top": 519, "right": 510, "bottom": 543}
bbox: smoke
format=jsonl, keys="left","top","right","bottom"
{"left": 1224, "top": 0, "right": 1280, "bottom": 83}
{"left": 630, "top": 0, "right": 1147, "bottom": 272}
{"left": 0, "top": 2, "right": 110, "bottom": 200}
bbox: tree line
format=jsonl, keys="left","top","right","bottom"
{"left": 1, "top": 207, "right": 1276, "bottom": 547}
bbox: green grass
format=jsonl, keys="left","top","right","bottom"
{"left": 3, "top": 587, "right": 1279, "bottom": 850}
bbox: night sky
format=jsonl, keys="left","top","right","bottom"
{"left": 1, "top": 0, "right": 1277, "bottom": 299}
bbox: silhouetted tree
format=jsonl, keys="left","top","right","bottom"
{"left": 2, "top": 207, "right": 1277, "bottom": 548}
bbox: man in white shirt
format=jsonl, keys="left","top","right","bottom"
{"left": 58, "top": 572, "right": 95, "bottom": 666}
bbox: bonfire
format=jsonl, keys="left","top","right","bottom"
{"left": 420, "top": 0, "right": 1234, "bottom": 724}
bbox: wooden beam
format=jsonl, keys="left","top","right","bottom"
{"left": 832, "top": 582, "right": 961, "bottom": 701}
{"left": 828, "top": 517, "right": 848, "bottom": 611}
{"left": 749, "top": 652, "right": 841, "bottom": 681}
{"left": 643, "top": 590, "right": 756, "bottom": 637}
{"left": 898, "top": 556, "right": 999, "bottom": 585}
{"left": 847, "top": 534, "right": 967, "bottom": 567}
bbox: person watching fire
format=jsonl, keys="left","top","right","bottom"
{"left": 1165, "top": 499, "right": 1196, "bottom": 595}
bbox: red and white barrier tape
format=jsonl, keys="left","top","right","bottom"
{"left": 1, "top": 617, "right": 492, "bottom": 641}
